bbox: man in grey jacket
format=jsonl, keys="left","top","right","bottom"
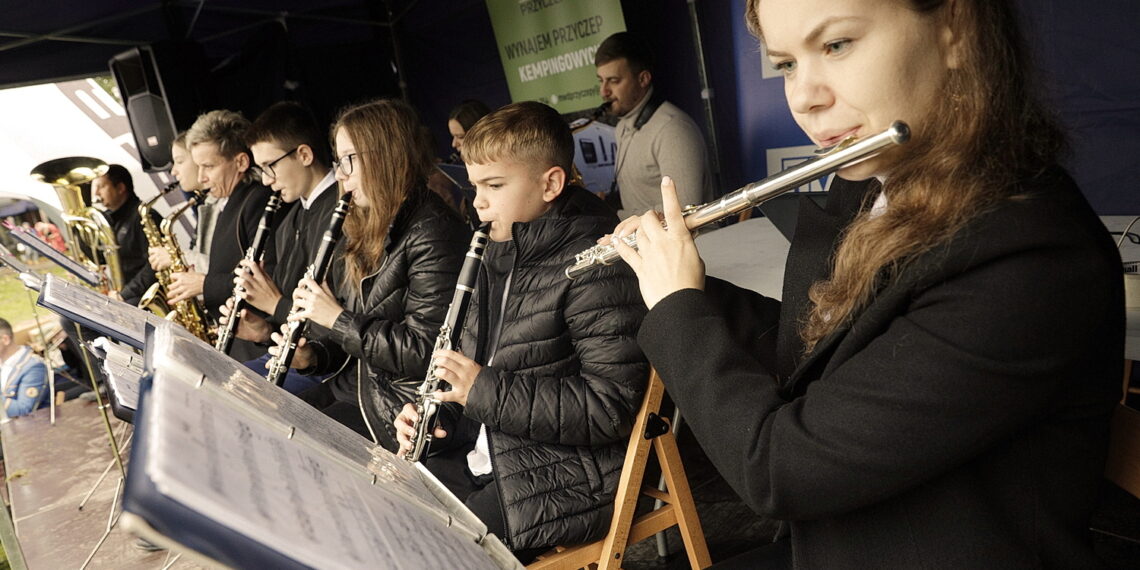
{"left": 595, "top": 32, "right": 714, "bottom": 218}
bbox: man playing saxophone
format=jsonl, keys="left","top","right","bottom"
{"left": 166, "top": 110, "right": 277, "bottom": 361}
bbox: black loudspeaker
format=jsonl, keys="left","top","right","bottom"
{"left": 109, "top": 43, "right": 213, "bottom": 172}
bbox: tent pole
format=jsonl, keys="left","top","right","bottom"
{"left": 686, "top": 0, "right": 723, "bottom": 191}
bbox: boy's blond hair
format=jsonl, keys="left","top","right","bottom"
{"left": 460, "top": 101, "right": 574, "bottom": 175}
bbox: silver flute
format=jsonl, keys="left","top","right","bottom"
{"left": 566, "top": 121, "right": 911, "bottom": 279}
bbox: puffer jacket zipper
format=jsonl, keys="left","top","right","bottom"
{"left": 355, "top": 261, "right": 386, "bottom": 445}
{"left": 484, "top": 242, "right": 515, "bottom": 547}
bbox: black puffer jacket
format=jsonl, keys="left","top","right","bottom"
{"left": 306, "top": 189, "right": 469, "bottom": 450}
{"left": 453, "top": 186, "right": 649, "bottom": 551}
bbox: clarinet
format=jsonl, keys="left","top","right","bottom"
{"left": 566, "top": 121, "right": 912, "bottom": 279}
{"left": 265, "top": 192, "right": 352, "bottom": 386}
{"left": 404, "top": 224, "right": 490, "bottom": 462}
{"left": 215, "top": 191, "right": 283, "bottom": 354}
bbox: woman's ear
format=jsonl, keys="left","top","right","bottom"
{"left": 940, "top": 0, "right": 966, "bottom": 70}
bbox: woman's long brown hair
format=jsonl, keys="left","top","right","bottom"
{"left": 333, "top": 99, "right": 434, "bottom": 290}
{"left": 746, "top": 0, "right": 1065, "bottom": 353}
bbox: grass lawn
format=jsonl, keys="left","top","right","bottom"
{"left": 0, "top": 264, "right": 71, "bottom": 326}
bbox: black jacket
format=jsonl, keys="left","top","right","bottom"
{"left": 639, "top": 169, "right": 1124, "bottom": 569}
{"left": 203, "top": 179, "right": 276, "bottom": 361}
{"left": 448, "top": 185, "right": 649, "bottom": 551}
{"left": 108, "top": 195, "right": 159, "bottom": 306}
{"left": 306, "top": 189, "right": 470, "bottom": 451}
{"left": 268, "top": 181, "right": 340, "bottom": 327}
{"left": 203, "top": 178, "right": 277, "bottom": 320}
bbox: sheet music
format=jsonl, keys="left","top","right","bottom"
{"left": 6, "top": 225, "right": 102, "bottom": 285}
{"left": 149, "top": 324, "right": 463, "bottom": 522}
{"left": 104, "top": 360, "right": 142, "bottom": 411}
{"left": 38, "top": 274, "right": 165, "bottom": 348}
{"left": 97, "top": 337, "right": 143, "bottom": 411}
{"left": 145, "top": 377, "right": 500, "bottom": 570}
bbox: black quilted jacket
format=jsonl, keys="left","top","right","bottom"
{"left": 450, "top": 185, "right": 649, "bottom": 551}
{"left": 307, "top": 188, "right": 470, "bottom": 450}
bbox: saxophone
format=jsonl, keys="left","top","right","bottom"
{"left": 566, "top": 121, "right": 912, "bottom": 279}
{"left": 404, "top": 224, "right": 490, "bottom": 462}
{"left": 160, "top": 190, "right": 215, "bottom": 343}
{"left": 137, "top": 182, "right": 182, "bottom": 317}
{"left": 215, "top": 191, "right": 283, "bottom": 355}
{"left": 265, "top": 192, "right": 352, "bottom": 386}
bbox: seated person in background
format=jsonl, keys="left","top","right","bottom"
{"left": 33, "top": 221, "right": 66, "bottom": 253}
{"left": 446, "top": 99, "right": 491, "bottom": 161}
{"left": 268, "top": 98, "right": 469, "bottom": 445}
{"left": 0, "top": 318, "right": 47, "bottom": 419}
{"left": 394, "top": 101, "right": 648, "bottom": 560}
{"left": 218, "top": 101, "right": 340, "bottom": 394}
{"left": 610, "top": 0, "right": 1124, "bottom": 567}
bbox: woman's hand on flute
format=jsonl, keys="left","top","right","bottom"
{"left": 612, "top": 176, "right": 705, "bottom": 310}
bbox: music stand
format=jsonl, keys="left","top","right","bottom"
{"left": 5, "top": 223, "right": 103, "bottom": 286}
{"left": 120, "top": 324, "right": 521, "bottom": 569}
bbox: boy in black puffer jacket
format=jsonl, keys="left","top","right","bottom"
{"left": 395, "top": 101, "right": 648, "bottom": 560}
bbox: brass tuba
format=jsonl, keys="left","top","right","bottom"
{"left": 29, "top": 157, "right": 123, "bottom": 291}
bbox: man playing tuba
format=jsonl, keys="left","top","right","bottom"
{"left": 91, "top": 164, "right": 160, "bottom": 306}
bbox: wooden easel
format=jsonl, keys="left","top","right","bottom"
{"left": 528, "top": 369, "right": 712, "bottom": 569}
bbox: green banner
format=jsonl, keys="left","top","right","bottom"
{"left": 485, "top": 0, "right": 627, "bottom": 114}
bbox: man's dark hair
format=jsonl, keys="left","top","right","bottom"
{"left": 448, "top": 100, "right": 492, "bottom": 132}
{"left": 0, "top": 318, "right": 12, "bottom": 338}
{"left": 245, "top": 101, "right": 331, "bottom": 168}
{"left": 103, "top": 164, "right": 134, "bottom": 194}
{"left": 594, "top": 32, "right": 655, "bottom": 74}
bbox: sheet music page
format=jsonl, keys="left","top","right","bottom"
{"left": 103, "top": 360, "right": 141, "bottom": 410}
{"left": 150, "top": 326, "right": 450, "bottom": 516}
{"left": 39, "top": 274, "right": 165, "bottom": 347}
{"left": 145, "top": 377, "right": 500, "bottom": 570}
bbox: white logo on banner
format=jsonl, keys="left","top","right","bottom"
{"left": 765, "top": 144, "right": 835, "bottom": 193}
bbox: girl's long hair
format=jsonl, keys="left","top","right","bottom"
{"left": 747, "top": 0, "right": 1066, "bottom": 353}
{"left": 333, "top": 99, "right": 434, "bottom": 289}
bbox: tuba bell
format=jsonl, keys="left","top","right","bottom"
{"left": 30, "top": 157, "right": 123, "bottom": 291}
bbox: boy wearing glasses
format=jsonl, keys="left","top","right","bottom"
{"left": 221, "top": 101, "right": 340, "bottom": 393}
{"left": 393, "top": 101, "right": 648, "bottom": 560}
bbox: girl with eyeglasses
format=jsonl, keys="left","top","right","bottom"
{"left": 269, "top": 98, "right": 470, "bottom": 450}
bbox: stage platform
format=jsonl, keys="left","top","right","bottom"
{"left": 1, "top": 398, "right": 210, "bottom": 569}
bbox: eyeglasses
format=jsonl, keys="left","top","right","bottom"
{"left": 250, "top": 146, "right": 299, "bottom": 180}
{"left": 332, "top": 150, "right": 378, "bottom": 176}
{"left": 332, "top": 152, "right": 360, "bottom": 176}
